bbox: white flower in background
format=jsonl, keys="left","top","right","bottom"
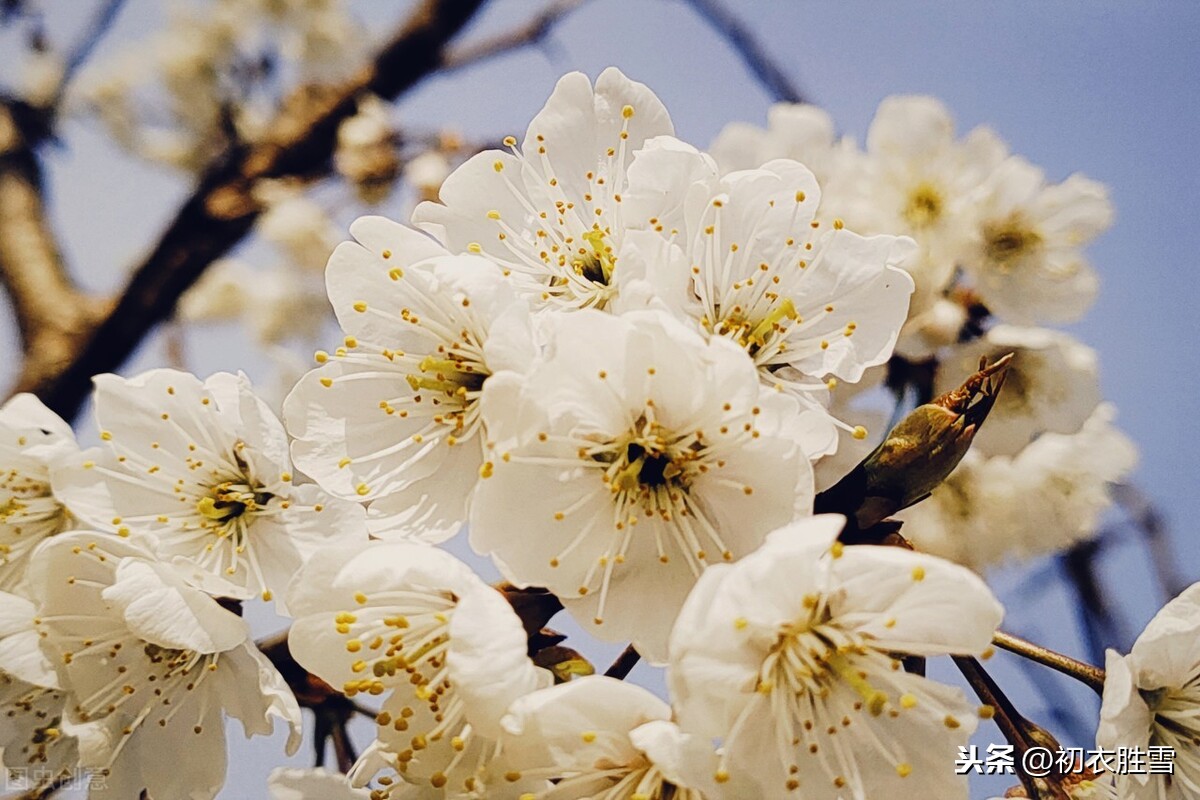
{"left": 500, "top": 675, "right": 718, "bottom": 800}
{"left": 269, "top": 766, "right": 371, "bottom": 799}
{"left": 899, "top": 404, "right": 1137, "bottom": 570}
{"left": 1098, "top": 582, "right": 1200, "bottom": 800}
{"left": 843, "top": 95, "right": 1008, "bottom": 314}
{"left": 961, "top": 156, "right": 1113, "bottom": 324}
{"left": 178, "top": 258, "right": 252, "bottom": 325}
{"left": 668, "top": 514, "right": 1004, "bottom": 800}
{"left": 404, "top": 150, "right": 453, "bottom": 203}
{"left": 285, "top": 218, "right": 535, "bottom": 540}
{"left": 0, "top": 394, "right": 79, "bottom": 591}
{"left": 29, "top": 532, "right": 301, "bottom": 800}
{"left": 52, "top": 369, "right": 366, "bottom": 608}
{"left": 412, "top": 67, "right": 674, "bottom": 311}
{"left": 0, "top": 590, "right": 79, "bottom": 787}
{"left": 287, "top": 541, "right": 548, "bottom": 796}
{"left": 472, "top": 309, "right": 814, "bottom": 662}
{"left": 935, "top": 325, "right": 1101, "bottom": 456}
{"left": 335, "top": 94, "right": 400, "bottom": 204}
{"left": 255, "top": 183, "right": 343, "bottom": 274}
{"left": 620, "top": 138, "right": 914, "bottom": 421}
{"left": 709, "top": 102, "right": 855, "bottom": 193}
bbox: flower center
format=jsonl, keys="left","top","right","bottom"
{"left": 758, "top": 605, "right": 889, "bottom": 715}
{"left": 983, "top": 213, "right": 1042, "bottom": 267}
{"left": 598, "top": 417, "right": 701, "bottom": 496}
{"left": 712, "top": 298, "right": 800, "bottom": 360}
{"left": 903, "top": 183, "right": 944, "bottom": 228}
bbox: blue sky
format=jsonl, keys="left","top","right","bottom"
{"left": 2, "top": 1, "right": 1198, "bottom": 797}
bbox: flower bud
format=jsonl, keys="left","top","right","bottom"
{"left": 817, "top": 354, "right": 1012, "bottom": 535}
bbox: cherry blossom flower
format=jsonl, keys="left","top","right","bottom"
{"left": 412, "top": 67, "right": 673, "bottom": 311}
{"left": 1098, "top": 582, "right": 1200, "bottom": 800}
{"left": 619, "top": 137, "right": 914, "bottom": 423}
{"left": 0, "top": 394, "right": 79, "bottom": 592}
{"left": 28, "top": 532, "right": 301, "bottom": 800}
{"left": 52, "top": 369, "right": 365, "bottom": 608}
{"left": 710, "top": 103, "right": 853, "bottom": 190}
{"left": 934, "top": 325, "right": 1101, "bottom": 456}
{"left": 0, "top": 590, "right": 79, "bottom": 788}
{"left": 962, "top": 157, "right": 1112, "bottom": 324}
{"left": 500, "top": 675, "right": 720, "bottom": 800}
{"left": 284, "top": 218, "right": 536, "bottom": 540}
{"left": 471, "top": 309, "right": 814, "bottom": 662}
{"left": 668, "top": 514, "right": 1003, "bottom": 800}
{"left": 287, "top": 540, "right": 548, "bottom": 797}
{"left": 898, "top": 404, "right": 1137, "bottom": 570}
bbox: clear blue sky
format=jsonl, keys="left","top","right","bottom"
{"left": 1, "top": 1, "right": 1197, "bottom": 797}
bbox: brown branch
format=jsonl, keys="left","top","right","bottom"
{"left": 604, "top": 644, "right": 641, "bottom": 679}
{"left": 25, "top": 0, "right": 492, "bottom": 421}
{"left": 992, "top": 630, "right": 1105, "bottom": 694}
{"left": 439, "top": 0, "right": 586, "bottom": 72}
{"left": 681, "top": 0, "right": 808, "bottom": 104}
{"left": 0, "top": 99, "right": 108, "bottom": 396}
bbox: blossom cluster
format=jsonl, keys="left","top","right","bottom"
{"left": 0, "top": 68, "right": 1191, "bottom": 800}
{"left": 710, "top": 95, "right": 1137, "bottom": 567}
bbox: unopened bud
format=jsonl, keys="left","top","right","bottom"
{"left": 816, "top": 354, "right": 1012, "bottom": 535}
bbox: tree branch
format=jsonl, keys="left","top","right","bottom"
{"left": 681, "top": 0, "right": 808, "bottom": 104}
{"left": 439, "top": 0, "right": 586, "bottom": 73}
{"left": 0, "top": 99, "right": 108, "bottom": 396}
{"left": 25, "top": 0, "right": 491, "bottom": 421}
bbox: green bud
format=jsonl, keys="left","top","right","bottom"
{"left": 816, "top": 354, "right": 1012, "bottom": 535}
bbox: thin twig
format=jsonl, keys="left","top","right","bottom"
{"left": 26, "top": 0, "right": 490, "bottom": 420}
{"left": 681, "top": 0, "right": 807, "bottom": 103}
{"left": 604, "top": 644, "right": 640, "bottom": 679}
{"left": 992, "top": 630, "right": 1105, "bottom": 695}
{"left": 440, "top": 0, "right": 586, "bottom": 73}
{"left": 56, "top": 0, "right": 128, "bottom": 102}
{"left": 1111, "top": 482, "right": 1189, "bottom": 601}
{"left": 953, "top": 656, "right": 1069, "bottom": 800}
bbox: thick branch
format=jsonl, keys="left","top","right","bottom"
{"left": 682, "top": 0, "right": 808, "bottom": 104}
{"left": 27, "top": 0, "right": 490, "bottom": 421}
{"left": 0, "top": 100, "right": 107, "bottom": 395}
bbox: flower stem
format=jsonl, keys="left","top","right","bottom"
{"left": 953, "top": 656, "right": 1070, "bottom": 800}
{"left": 993, "top": 630, "right": 1106, "bottom": 695}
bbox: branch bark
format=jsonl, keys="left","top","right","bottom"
{"left": 0, "top": 100, "right": 108, "bottom": 397}
{"left": 25, "top": 0, "right": 491, "bottom": 421}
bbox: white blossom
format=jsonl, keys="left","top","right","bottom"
{"left": 962, "top": 157, "right": 1112, "bottom": 324}
{"left": 618, "top": 137, "right": 914, "bottom": 424}
{"left": 471, "top": 309, "right": 814, "bottom": 662}
{"left": 709, "top": 103, "right": 856, "bottom": 195}
{"left": 284, "top": 218, "right": 535, "bottom": 540}
{"left": 500, "top": 676, "right": 715, "bottom": 800}
{"left": 336, "top": 95, "right": 400, "bottom": 204}
{"left": 841, "top": 95, "right": 1008, "bottom": 320}
{"left": 898, "top": 404, "right": 1137, "bottom": 570}
{"left": 0, "top": 590, "right": 78, "bottom": 786}
{"left": 28, "top": 532, "right": 301, "bottom": 800}
{"left": 287, "top": 540, "right": 548, "bottom": 797}
{"left": 668, "top": 514, "right": 1003, "bottom": 800}
{"left": 52, "top": 369, "right": 366, "bottom": 608}
{"left": 1098, "top": 582, "right": 1200, "bottom": 800}
{"left": 0, "top": 394, "right": 79, "bottom": 592}
{"left": 935, "top": 325, "right": 1102, "bottom": 456}
{"left": 255, "top": 183, "right": 343, "bottom": 274}
{"left": 412, "top": 68, "right": 674, "bottom": 311}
